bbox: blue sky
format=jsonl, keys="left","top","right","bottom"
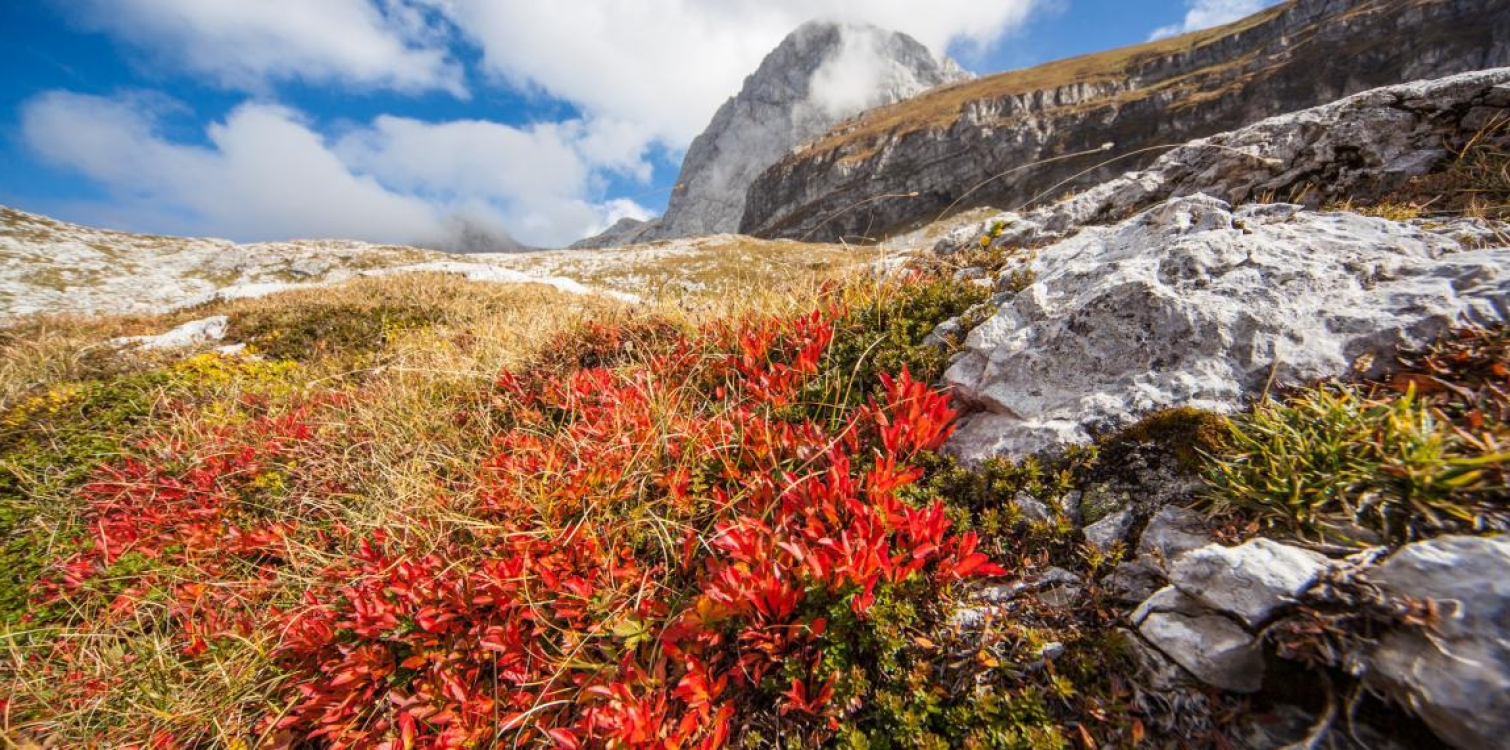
{"left": 0, "top": 0, "right": 1278, "bottom": 248}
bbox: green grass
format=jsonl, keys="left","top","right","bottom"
{"left": 0, "top": 373, "right": 170, "bottom": 625}
{"left": 1205, "top": 384, "right": 1509, "bottom": 544}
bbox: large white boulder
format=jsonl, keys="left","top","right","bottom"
{"left": 1168, "top": 539, "right": 1332, "bottom": 629}
{"left": 945, "top": 194, "right": 1510, "bottom": 460}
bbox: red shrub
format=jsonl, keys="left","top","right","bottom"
{"left": 18, "top": 309, "right": 1003, "bottom": 748}
{"left": 270, "top": 311, "right": 1003, "bottom": 748}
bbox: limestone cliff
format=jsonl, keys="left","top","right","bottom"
{"left": 740, "top": 0, "right": 1510, "bottom": 243}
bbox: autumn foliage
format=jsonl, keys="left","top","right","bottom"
{"left": 13, "top": 307, "right": 1003, "bottom": 748}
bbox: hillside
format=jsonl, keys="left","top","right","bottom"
{"left": 0, "top": 205, "right": 866, "bottom": 322}
{"left": 740, "top": 0, "right": 1510, "bottom": 242}
{"left": 3, "top": 66, "right": 1509, "bottom": 748}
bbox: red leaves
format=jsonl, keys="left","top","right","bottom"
{"left": 871, "top": 367, "right": 959, "bottom": 457}
{"left": 21, "top": 309, "right": 1004, "bottom": 749}
{"left": 263, "top": 311, "right": 1004, "bottom": 747}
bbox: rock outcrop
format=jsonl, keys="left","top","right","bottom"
{"left": 740, "top": 0, "right": 1510, "bottom": 243}
{"left": 944, "top": 194, "right": 1510, "bottom": 460}
{"left": 1116, "top": 533, "right": 1510, "bottom": 750}
{"left": 933, "top": 68, "right": 1510, "bottom": 253}
{"left": 574, "top": 21, "right": 968, "bottom": 248}
{"left": 569, "top": 217, "right": 650, "bottom": 250}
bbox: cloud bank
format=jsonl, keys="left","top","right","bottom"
{"left": 21, "top": 91, "right": 651, "bottom": 247}
{"left": 440, "top": 0, "right": 1039, "bottom": 144}
{"left": 63, "top": 0, "right": 466, "bottom": 96}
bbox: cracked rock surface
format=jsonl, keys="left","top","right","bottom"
{"left": 944, "top": 194, "right": 1510, "bottom": 460}
{"left": 1168, "top": 539, "right": 1332, "bottom": 629}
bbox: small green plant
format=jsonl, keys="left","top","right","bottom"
{"left": 824, "top": 274, "right": 991, "bottom": 400}
{"left": 0, "top": 374, "right": 170, "bottom": 624}
{"left": 1205, "top": 385, "right": 1509, "bottom": 543}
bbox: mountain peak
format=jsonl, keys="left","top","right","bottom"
{"left": 575, "top": 21, "right": 969, "bottom": 247}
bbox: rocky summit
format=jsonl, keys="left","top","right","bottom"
{"left": 573, "top": 20, "right": 968, "bottom": 247}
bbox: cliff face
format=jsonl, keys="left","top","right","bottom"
{"left": 739, "top": 0, "right": 1510, "bottom": 243}
{"left": 573, "top": 20, "right": 967, "bottom": 248}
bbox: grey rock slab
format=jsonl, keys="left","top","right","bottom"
{"left": 1168, "top": 539, "right": 1332, "bottom": 628}
{"left": 1083, "top": 509, "right": 1135, "bottom": 553}
{"left": 1011, "top": 492, "right": 1054, "bottom": 524}
{"left": 112, "top": 315, "right": 229, "bottom": 350}
{"left": 1120, "top": 627, "right": 1195, "bottom": 692}
{"left": 1137, "top": 506, "right": 1215, "bottom": 567}
{"left": 1105, "top": 559, "right": 1166, "bottom": 603}
{"left": 1059, "top": 490, "right": 1083, "bottom": 525}
{"left": 945, "top": 192, "right": 1510, "bottom": 459}
{"left": 1360, "top": 535, "right": 1510, "bottom": 750}
{"left": 1138, "top": 609, "right": 1264, "bottom": 693}
{"left": 1105, "top": 507, "right": 1214, "bottom": 602}
{"left": 1130, "top": 585, "right": 1206, "bottom": 627}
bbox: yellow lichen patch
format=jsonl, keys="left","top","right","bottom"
{"left": 170, "top": 352, "right": 300, "bottom": 391}
{"left": 2, "top": 383, "right": 86, "bottom": 429}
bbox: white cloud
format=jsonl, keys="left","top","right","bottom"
{"left": 437, "top": 0, "right": 1040, "bottom": 145}
{"left": 1149, "top": 0, "right": 1279, "bottom": 41}
{"left": 335, "top": 114, "right": 654, "bottom": 245}
{"left": 36, "top": 1, "right": 1046, "bottom": 245}
{"left": 62, "top": 0, "right": 466, "bottom": 95}
{"left": 21, "top": 91, "right": 650, "bottom": 247}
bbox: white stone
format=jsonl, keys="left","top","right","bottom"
{"left": 1130, "top": 585, "right": 1205, "bottom": 627}
{"left": 1361, "top": 535, "right": 1510, "bottom": 750}
{"left": 945, "top": 194, "right": 1510, "bottom": 459}
{"left": 1168, "top": 539, "right": 1332, "bottom": 628}
{"left": 1011, "top": 492, "right": 1054, "bottom": 524}
{"left": 1083, "top": 509, "right": 1135, "bottom": 553}
{"left": 113, "top": 315, "right": 229, "bottom": 350}
{"left": 1138, "top": 609, "right": 1264, "bottom": 693}
{"left": 1137, "top": 506, "right": 1214, "bottom": 566}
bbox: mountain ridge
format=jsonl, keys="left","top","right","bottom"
{"left": 740, "top": 0, "right": 1510, "bottom": 242}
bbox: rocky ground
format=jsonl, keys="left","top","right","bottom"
{"left": 920, "top": 68, "right": 1510, "bottom": 749}
{"left": 0, "top": 208, "right": 870, "bottom": 324}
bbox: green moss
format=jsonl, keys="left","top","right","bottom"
{"left": 823, "top": 275, "right": 991, "bottom": 403}
{"left": 1099, "top": 407, "right": 1230, "bottom": 473}
{"left": 229, "top": 301, "right": 442, "bottom": 362}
